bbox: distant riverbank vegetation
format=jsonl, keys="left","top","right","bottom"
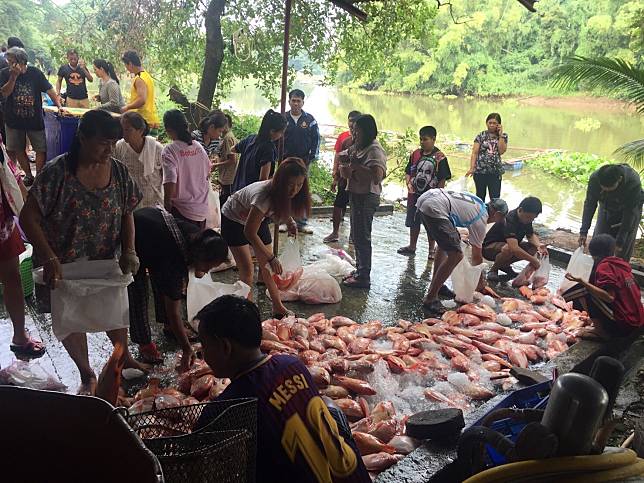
{"left": 334, "top": 0, "right": 643, "bottom": 98}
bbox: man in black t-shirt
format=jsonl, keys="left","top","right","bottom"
{"left": 0, "top": 46, "right": 61, "bottom": 182}
{"left": 483, "top": 196, "right": 547, "bottom": 281}
{"left": 56, "top": 49, "right": 93, "bottom": 108}
{"left": 0, "top": 37, "right": 25, "bottom": 146}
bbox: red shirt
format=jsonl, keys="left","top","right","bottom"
{"left": 334, "top": 131, "right": 351, "bottom": 153}
{"left": 593, "top": 256, "right": 644, "bottom": 328}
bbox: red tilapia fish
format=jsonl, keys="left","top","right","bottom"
{"left": 251, "top": 300, "right": 588, "bottom": 477}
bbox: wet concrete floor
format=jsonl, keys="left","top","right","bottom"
{"left": 0, "top": 212, "right": 568, "bottom": 392}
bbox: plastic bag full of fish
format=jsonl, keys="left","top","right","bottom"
{"left": 260, "top": 287, "right": 589, "bottom": 474}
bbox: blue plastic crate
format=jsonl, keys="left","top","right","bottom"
{"left": 470, "top": 380, "right": 552, "bottom": 466}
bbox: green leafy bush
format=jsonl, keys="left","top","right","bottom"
{"left": 526, "top": 151, "right": 613, "bottom": 184}
{"left": 230, "top": 112, "right": 262, "bottom": 141}
{"left": 308, "top": 162, "right": 335, "bottom": 206}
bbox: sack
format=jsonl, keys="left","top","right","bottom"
{"left": 187, "top": 270, "right": 251, "bottom": 321}
{"left": 270, "top": 266, "right": 342, "bottom": 305}
{"left": 0, "top": 360, "right": 66, "bottom": 391}
{"left": 451, "top": 176, "right": 469, "bottom": 193}
{"left": 531, "top": 253, "right": 551, "bottom": 289}
{"left": 308, "top": 254, "right": 354, "bottom": 278}
{"left": 273, "top": 238, "right": 303, "bottom": 291}
{"left": 558, "top": 247, "right": 594, "bottom": 294}
{"left": 34, "top": 259, "right": 133, "bottom": 341}
{"left": 205, "top": 186, "right": 221, "bottom": 230}
{"left": 450, "top": 243, "right": 484, "bottom": 303}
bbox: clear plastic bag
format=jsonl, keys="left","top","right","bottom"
{"left": 187, "top": 270, "right": 251, "bottom": 321}
{"left": 308, "top": 254, "right": 354, "bottom": 278}
{"left": 272, "top": 238, "right": 303, "bottom": 290}
{"left": 558, "top": 247, "right": 594, "bottom": 294}
{"left": 512, "top": 264, "right": 535, "bottom": 287}
{"left": 205, "top": 186, "right": 221, "bottom": 230}
{"left": 450, "top": 243, "right": 484, "bottom": 303}
{"left": 0, "top": 360, "right": 67, "bottom": 391}
{"left": 270, "top": 266, "right": 342, "bottom": 304}
{"left": 531, "top": 253, "right": 550, "bottom": 289}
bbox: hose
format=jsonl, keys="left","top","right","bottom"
{"left": 457, "top": 426, "right": 515, "bottom": 475}
{"left": 463, "top": 448, "right": 641, "bottom": 483}
{"left": 558, "top": 459, "right": 644, "bottom": 482}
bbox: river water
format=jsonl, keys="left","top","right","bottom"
{"left": 222, "top": 82, "right": 642, "bottom": 232}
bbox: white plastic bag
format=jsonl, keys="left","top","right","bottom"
{"left": 450, "top": 244, "right": 484, "bottom": 303}
{"left": 308, "top": 254, "right": 354, "bottom": 278}
{"left": 205, "top": 186, "right": 221, "bottom": 230}
{"left": 558, "top": 247, "right": 594, "bottom": 294}
{"left": 273, "top": 238, "right": 303, "bottom": 291}
{"left": 187, "top": 270, "right": 250, "bottom": 321}
{"left": 531, "top": 253, "right": 551, "bottom": 289}
{"left": 0, "top": 360, "right": 67, "bottom": 391}
{"left": 34, "top": 259, "right": 133, "bottom": 341}
{"left": 512, "top": 264, "right": 535, "bottom": 287}
{"left": 270, "top": 266, "right": 342, "bottom": 304}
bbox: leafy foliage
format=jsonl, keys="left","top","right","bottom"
{"left": 335, "top": 0, "right": 643, "bottom": 97}
{"left": 551, "top": 55, "right": 644, "bottom": 168}
{"left": 526, "top": 151, "right": 613, "bottom": 184}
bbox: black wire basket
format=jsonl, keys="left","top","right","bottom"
{"left": 125, "top": 398, "right": 257, "bottom": 483}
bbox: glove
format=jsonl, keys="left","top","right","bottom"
{"left": 119, "top": 249, "right": 140, "bottom": 275}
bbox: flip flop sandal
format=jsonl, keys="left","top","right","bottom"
{"left": 323, "top": 234, "right": 339, "bottom": 243}
{"left": 397, "top": 246, "right": 416, "bottom": 255}
{"left": 342, "top": 276, "right": 370, "bottom": 288}
{"left": 10, "top": 338, "right": 46, "bottom": 357}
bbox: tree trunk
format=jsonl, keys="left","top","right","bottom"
{"left": 197, "top": 0, "right": 226, "bottom": 111}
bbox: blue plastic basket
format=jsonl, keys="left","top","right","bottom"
{"left": 470, "top": 380, "right": 552, "bottom": 466}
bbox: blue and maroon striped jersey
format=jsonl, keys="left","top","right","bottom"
{"left": 197, "top": 354, "right": 369, "bottom": 483}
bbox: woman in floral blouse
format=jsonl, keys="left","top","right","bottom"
{"left": 466, "top": 113, "right": 508, "bottom": 201}
{"left": 20, "top": 109, "right": 145, "bottom": 395}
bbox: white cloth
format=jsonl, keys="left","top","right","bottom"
{"left": 36, "top": 259, "right": 133, "bottom": 341}
{"left": 416, "top": 188, "right": 489, "bottom": 248}
{"left": 139, "top": 136, "right": 163, "bottom": 177}
{"left": 221, "top": 180, "right": 273, "bottom": 225}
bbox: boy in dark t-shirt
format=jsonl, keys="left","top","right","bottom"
{"left": 483, "top": 196, "right": 547, "bottom": 281}
{"left": 56, "top": 49, "right": 93, "bottom": 108}
{"left": 195, "top": 296, "right": 369, "bottom": 483}
{"left": 398, "top": 126, "right": 451, "bottom": 258}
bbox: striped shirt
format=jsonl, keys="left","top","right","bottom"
{"left": 192, "top": 129, "right": 221, "bottom": 157}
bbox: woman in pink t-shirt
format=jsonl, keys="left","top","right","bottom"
{"left": 161, "top": 110, "right": 211, "bottom": 227}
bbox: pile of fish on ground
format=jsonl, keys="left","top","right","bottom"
{"left": 114, "top": 286, "right": 589, "bottom": 477}
{"left": 260, "top": 286, "right": 589, "bottom": 475}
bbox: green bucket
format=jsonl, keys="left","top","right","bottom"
{"left": 19, "top": 245, "right": 34, "bottom": 298}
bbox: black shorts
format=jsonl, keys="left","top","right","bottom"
{"left": 421, "top": 215, "right": 462, "bottom": 252}
{"left": 405, "top": 192, "right": 422, "bottom": 228}
{"left": 334, "top": 178, "right": 350, "bottom": 209}
{"left": 221, "top": 214, "right": 272, "bottom": 247}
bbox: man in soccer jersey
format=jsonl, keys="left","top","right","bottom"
{"left": 195, "top": 295, "right": 369, "bottom": 483}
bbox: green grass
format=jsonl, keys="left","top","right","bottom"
{"left": 525, "top": 151, "right": 614, "bottom": 184}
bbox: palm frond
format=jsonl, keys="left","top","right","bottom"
{"left": 614, "top": 139, "right": 644, "bottom": 171}
{"left": 551, "top": 56, "right": 644, "bottom": 114}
